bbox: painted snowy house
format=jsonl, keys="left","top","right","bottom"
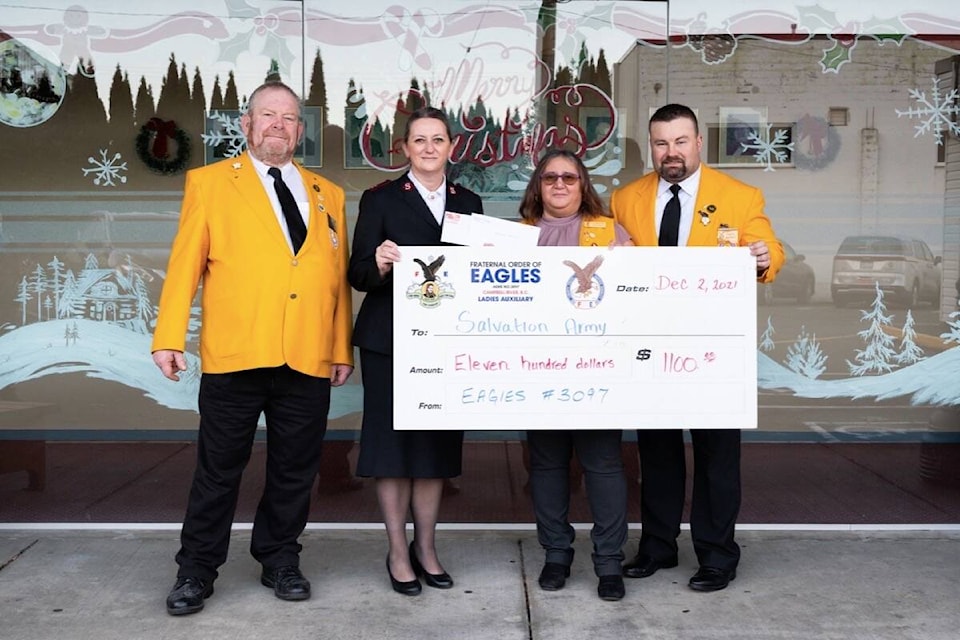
{"left": 61, "top": 268, "right": 140, "bottom": 324}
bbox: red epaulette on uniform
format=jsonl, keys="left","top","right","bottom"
{"left": 369, "top": 179, "right": 392, "bottom": 191}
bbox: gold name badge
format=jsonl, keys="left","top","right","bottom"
{"left": 717, "top": 227, "right": 739, "bottom": 247}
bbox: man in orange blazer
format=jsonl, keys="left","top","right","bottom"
{"left": 151, "top": 81, "right": 353, "bottom": 615}
{"left": 610, "top": 103, "right": 783, "bottom": 592}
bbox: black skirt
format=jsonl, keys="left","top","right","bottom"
{"left": 355, "top": 349, "right": 464, "bottom": 478}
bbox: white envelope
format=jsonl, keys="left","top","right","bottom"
{"left": 441, "top": 211, "right": 541, "bottom": 247}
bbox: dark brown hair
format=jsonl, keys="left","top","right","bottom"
{"left": 649, "top": 103, "right": 699, "bottom": 134}
{"left": 518, "top": 149, "right": 609, "bottom": 221}
{"left": 403, "top": 106, "right": 452, "bottom": 141}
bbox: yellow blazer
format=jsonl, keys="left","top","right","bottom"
{"left": 610, "top": 164, "right": 784, "bottom": 282}
{"left": 151, "top": 152, "right": 353, "bottom": 377}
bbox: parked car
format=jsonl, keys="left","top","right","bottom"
{"left": 758, "top": 241, "right": 815, "bottom": 304}
{"left": 830, "top": 235, "right": 941, "bottom": 308}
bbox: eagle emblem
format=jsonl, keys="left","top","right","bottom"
{"left": 563, "top": 255, "right": 605, "bottom": 309}
{"left": 562, "top": 255, "right": 604, "bottom": 294}
{"left": 414, "top": 255, "right": 445, "bottom": 281}
{"left": 407, "top": 254, "right": 453, "bottom": 308}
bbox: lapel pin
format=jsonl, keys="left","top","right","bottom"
{"left": 232, "top": 162, "right": 242, "bottom": 170}
{"left": 698, "top": 204, "right": 716, "bottom": 226}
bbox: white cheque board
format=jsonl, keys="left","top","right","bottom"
{"left": 392, "top": 246, "right": 757, "bottom": 430}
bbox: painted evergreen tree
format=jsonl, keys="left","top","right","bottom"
{"left": 894, "top": 309, "right": 925, "bottom": 365}
{"left": 15, "top": 276, "right": 31, "bottom": 325}
{"left": 43, "top": 295, "right": 53, "bottom": 320}
{"left": 46, "top": 256, "right": 65, "bottom": 318}
{"left": 84, "top": 253, "right": 99, "bottom": 270}
{"left": 847, "top": 283, "right": 898, "bottom": 375}
{"left": 30, "top": 264, "right": 46, "bottom": 320}
{"left": 759, "top": 316, "right": 775, "bottom": 352}
{"left": 132, "top": 271, "right": 154, "bottom": 330}
{"left": 58, "top": 270, "right": 79, "bottom": 319}
{"left": 785, "top": 326, "right": 827, "bottom": 379}
{"left": 940, "top": 311, "right": 960, "bottom": 345}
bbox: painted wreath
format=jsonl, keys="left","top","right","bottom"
{"left": 135, "top": 117, "right": 191, "bottom": 175}
{"left": 793, "top": 115, "right": 841, "bottom": 171}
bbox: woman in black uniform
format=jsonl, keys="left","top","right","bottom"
{"left": 348, "top": 106, "right": 483, "bottom": 596}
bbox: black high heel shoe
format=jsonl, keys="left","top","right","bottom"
{"left": 386, "top": 555, "right": 421, "bottom": 596}
{"left": 409, "top": 540, "right": 454, "bottom": 589}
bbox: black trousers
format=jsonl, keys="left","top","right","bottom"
{"left": 175, "top": 366, "right": 331, "bottom": 581}
{"left": 527, "top": 430, "right": 627, "bottom": 576}
{"left": 635, "top": 429, "right": 741, "bottom": 571}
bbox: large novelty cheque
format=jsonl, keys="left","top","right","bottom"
{"left": 392, "top": 246, "right": 757, "bottom": 430}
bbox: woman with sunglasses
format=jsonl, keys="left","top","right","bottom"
{"left": 518, "top": 149, "right": 633, "bottom": 601}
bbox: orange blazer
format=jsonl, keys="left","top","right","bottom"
{"left": 151, "top": 152, "right": 353, "bottom": 377}
{"left": 610, "top": 164, "right": 784, "bottom": 282}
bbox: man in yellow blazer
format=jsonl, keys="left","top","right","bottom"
{"left": 611, "top": 103, "right": 783, "bottom": 593}
{"left": 151, "top": 81, "right": 353, "bottom": 615}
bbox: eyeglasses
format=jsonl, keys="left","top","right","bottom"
{"left": 540, "top": 172, "right": 580, "bottom": 186}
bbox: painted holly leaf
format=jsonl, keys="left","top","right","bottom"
{"left": 225, "top": 0, "right": 260, "bottom": 19}
{"left": 703, "top": 352, "right": 716, "bottom": 363}
{"left": 796, "top": 4, "right": 839, "bottom": 32}
{"left": 873, "top": 33, "right": 907, "bottom": 45}
{"left": 820, "top": 41, "right": 853, "bottom": 73}
{"left": 258, "top": 32, "right": 295, "bottom": 71}
{"left": 861, "top": 15, "right": 909, "bottom": 37}
{"left": 218, "top": 31, "right": 253, "bottom": 64}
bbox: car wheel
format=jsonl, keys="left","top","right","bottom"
{"left": 796, "top": 279, "right": 814, "bottom": 304}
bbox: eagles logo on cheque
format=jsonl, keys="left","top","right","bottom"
{"left": 563, "top": 255, "right": 605, "bottom": 309}
{"left": 406, "top": 255, "right": 454, "bottom": 308}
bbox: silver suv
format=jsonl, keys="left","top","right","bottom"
{"left": 830, "top": 235, "right": 941, "bottom": 308}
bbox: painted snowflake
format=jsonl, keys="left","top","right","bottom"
{"left": 894, "top": 77, "right": 960, "bottom": 146}
{"left": 740, "top": 124, "right": 794, "bottom": 172}
{"left": 81, "top": 148, "right": 128, "bottom": 187}
{"left": 202, "top": 110, "right": 247, "bottom": 158}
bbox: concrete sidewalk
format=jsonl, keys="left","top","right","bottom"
{"left": 1, "top": 528, "right": 958, "bottom": 640}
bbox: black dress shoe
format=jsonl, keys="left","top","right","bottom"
{"left": 538, "top": 562, "right": 570, "bottom": 591}
{"left": 409, "top": 541, "right": 454, "bottom": 589}
{"left": 622, "top": 552, "right": 679, "bottom": 579}
{"left": 166, "top": 576, "right": 213, "bottom": 616}
{"left": 597, "top": 575, "right": 625, "bottom": 601}
{"left": 387, "top": 555, "right": 422, "bottom": 596}
{"left": 688, "top": 566, "right": 736, "bottom": 592}
{"left": 261, "top": 565, "right": 311, "bottom": 601}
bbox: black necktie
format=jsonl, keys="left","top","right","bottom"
{"left": 658, "top": 184, "right": 682, "bottom": 247}
{"left": 268, "top": 167, "right": 307, "bottom": 253}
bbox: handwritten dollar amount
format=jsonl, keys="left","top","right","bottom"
{"left": 662, "top": 351, "right": 717, "bottom": 373}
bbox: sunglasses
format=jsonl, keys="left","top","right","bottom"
{"left": 540, "top": 172, "right": 580, "bottom": 186}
